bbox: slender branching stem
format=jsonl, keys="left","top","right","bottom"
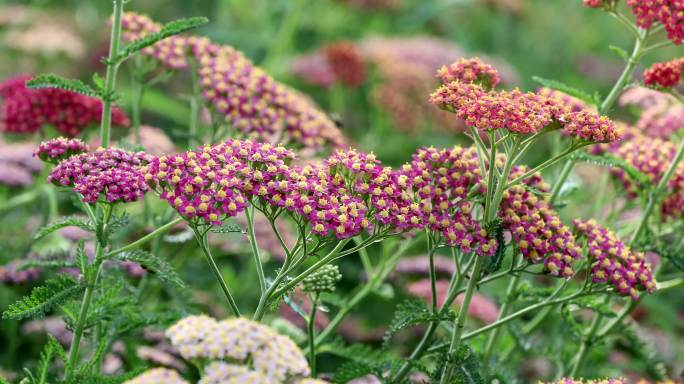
{"left": 308, "top": 292, "right": 320, "bottom": 377}
{"left": 99, "top": 0, "right": 125, "bottom": 148}
{"left": 246, "top": 206, "right": 266, "bottom": 294}
{"left": 192, "top": 228, "right": 241, "bottom": 317}
{"left": 107, "top": 217, "right": 183, "bottom": 257}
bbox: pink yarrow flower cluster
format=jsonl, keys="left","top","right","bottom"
{"left": 0, "top": 74, "right": 129, "bottom": 136}
{"left": 501, "top": 167, "right": 582, "bottom": 276}
{"left": 144, "top": 139, "right": 294, "bottom": 226}
{"left": 436, "top": 57, "right": 501, "bottom": 89}
{"left": 403, "top": 146, "right": 496, "bottom": 255}
{"left": 574, "top": 219, "right": 656, "bottom": 299}
{"left": 120, "top": 12, "right": 345, "bottom": 150}
{"left": 430, "top": 58, "right": 619, "bottom": 142}
{"left": 34, "top": 137, "right": 88, "bottom": 163}
{"left": 48, "top": 147, "right": 149, "bottom": 204}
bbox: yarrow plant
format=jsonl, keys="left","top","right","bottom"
{"left": 2, "top": 1, "right": 684, "bottom": 384}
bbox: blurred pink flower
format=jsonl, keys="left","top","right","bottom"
{"left": 406, "top": 279, "right": 500, "bottom": 324}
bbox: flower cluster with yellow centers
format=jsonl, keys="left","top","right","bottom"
{"left": 574, "top": 219, "right": 656, "bottom": 300}
{"left": 165, "top": 315, "right": 311, "bottom": 383}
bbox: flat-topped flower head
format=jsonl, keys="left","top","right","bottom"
{"left": 48, "top": 147, "right": 148, "bottom": 204}
{"left": 437, "top": 57, "right": 501, "bottom": 89}
{"left": 574, "top": 219, "right": 656, "bottom": 299}
{"left": 404, "top": 145, "right": 497, "bottom": 256}
{"left": 627, "top": 0, "right": 684, "bottom": 45}
{"left": 643, "top": 58, "right": 684, "bottom": 88}
{"left": 501, "top": 166, "right": 581, "bottom": 277}
{"left": 121, "top": 12, "right": 345, "bottom": 150}
{"left": 166, "top": 315, "right": 310, "bottom": 382}
{"left": 0, "top": 74, "right": 129, "bottom": 136}
{"left": 145, "top": 139, "right": 293, "bottom": 226}
{"left": 124, "top": 368, "right": 189, "bottom": 384}
{"left": 537, "top": 87, "right": 591, "bottom": 113}
{"left": 558, "top": 110, "right": 619, "bottom": 143}
{"left": 35, "top": 137, "right": 88, "bottom": 163}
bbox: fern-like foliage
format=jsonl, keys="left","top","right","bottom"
{"left": 113, "top": 17, "right": 208, "bottom": 63}
{"left": 26, "top": 74, "right": 100, "bottom": 98}
{"left": 332, "top": 361, "right": 384, "bottom": 384}
{"left": 72, "top": 368, "right": 147, "bottom": 384}
{"left": 383, "top": 299, "right": 454, "bottom": 348}
{"left": 532, "top": 76, "right": 600, "bottom": 106}
{"left": 34, "top": 217, "right": 94, "bottom": 241}
{"left": 430, "top": 345, "right": 483, "bottom": 384}
{"left": 109, "top": 250, "right": 184, "bottom": 287}
{"left": 2, "top": 275, "right": 84, "bottom": 320}
{"left": 571, "top": 152, "right": 651, "bottom": 186}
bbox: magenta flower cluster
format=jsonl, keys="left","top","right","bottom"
{"left": 501, "top": 167, "right": 582, "bottom": 277}
{"left": 0, "top": 74, "right": 129, "bottom": 136}
{"left": 430, "top": 59, "right": 619, "bottom": 142}
{"left": 34, "top": 137, "right": 89, "bottom": 163}
{"left": 626, "top": 0, "right": 684, "bottom": 45}
{"left": 48, "top": 147, "right": 149, "bottom": 204}
{"left": 574, "top": 219, "right": 656, "bottom": 300}
{"left": 144, "top": 140, "right": 294, "bottom": 226}
{"left": 120, "top": 12, "right": 345, "bottom": 150}
{"left": 436, "top": 57, "right": 501, "bottom": 89}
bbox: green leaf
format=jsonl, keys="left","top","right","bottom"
{"left": 36, "top": 334, "right": 66, "bottom": 384}
{"left": 34, "top": 217, "right": 94, "bottom": 241}
{"left": 383, "top": 299, "right": 454, "bottom": 348}
{"left": 114, "top": 17, "right": 208, "bottom": 63}
{"left": 73, "top": 368, "right": 147, "bottom": 384}
{"left": 532, "top": 76, "right": 598, "bottom": 106}
{"left": 2, "top": 275, "right": 84, "bottom": 320}
{"left": 571, "top": 296, "right": 617, "bottom": 318}
{"left": 431, "top": 345, "right": 483, "bottom": 384}
{"left": 571, "top": 152, "right": 651, "bottom": 186}
{"left": 26, "top": 74, "right": 99, "bottom": 98}
{"left": 110, "top": 250, "right": 184, "bottom": 287}
{"left": 332, "top": 361, "right": 380, "bottom": 384}
{"left": 609, "top": 45, "right": 629, "bottom": 62}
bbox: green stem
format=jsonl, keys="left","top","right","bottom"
{"left": 107, "top": 217, "right": 183, "bottom": 257}
{"left": 427, "top": 233, "right": 438, "bottom": 311}
{"left": 308, "top": 292, "right": 320, "bottom": 377}
{"left": 99, "top": 0, "right": 125, "bottom": 148}
{"left": 315, "top": 238, "right": 414, "bottom": 346}
{"left": 193, "top": 229, "right": 241, "bottom": 317}
{"left": 631, "top": 135, "right": 684, "bottom": 243}
{"left": 440, "top": 255, "right": 485, "bottom": 383}
{"left": 550, "top": 28, "right": 647, "bottom": 201}
{"left": 482, "top": 256, "right": 522, "bottom": 362}
{"left": 246, "top": 206, "right": 266, "bottom": 294}
{"left": 569, "top": 299, "right": 605, "bottom": 377}
{"left": 188, "top": 57, "right": 201, "bottom": 147}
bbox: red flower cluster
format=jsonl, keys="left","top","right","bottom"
{"left": 34, "top": 137, "right": 89, "bottom": 163}
{"left": 643, "top": 58, "right": 683, "bottom": 88}
{"left": 0, "top": 74, "right": 129, "bottom": 136}
{"left": 627, "top": 0, "right": 684, "bottom": 45}
{"left": 323, "top": 41, "right": 366, "bottom": 88}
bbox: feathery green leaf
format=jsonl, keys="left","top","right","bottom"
{"left": 533, "top": 76, "right": 598, "bottom": 105}
{"left": 114, "top": 17, "right": 208, "bottom": 63}
{"left": 3, "top": 275, "right": 84, "bottom": 320}
{"left": 26, "top": 74, "right": 99, "bottom": 98}
{"left": 34, "top": 217, "right": 94, "bottom": 241}
{"left": 110, "top": 250, "right": 184, "bottom": 287}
